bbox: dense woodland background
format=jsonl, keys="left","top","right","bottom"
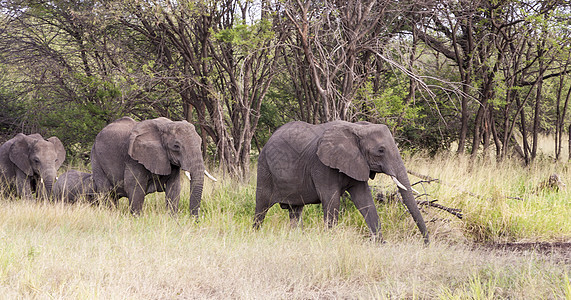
{"left": 1, "top": 0, "right": 570, "bottom": 175}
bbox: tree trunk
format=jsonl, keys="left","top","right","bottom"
{"left": 569, "top": 124, "right": 571, "bottom": 161}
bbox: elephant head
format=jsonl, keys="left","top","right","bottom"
{"left": 127, "top": 117, "right": 205, "bottom": 215}
{"left": 8, "top": 133, "right": 66, "bottom": 198}
{"left": 317, "top": 122, "right": 429, "bottom": 244}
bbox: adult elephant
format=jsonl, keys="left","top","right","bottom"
{"left": 91, "top": 117, "right": 205, "bottom": 216}
{"left": 0, "top": 133, "right": 66, "bottom": 199}
{"left": 253, "top": 121, "right": 429, "bottom": 244}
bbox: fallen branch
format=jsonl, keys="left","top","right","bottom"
{"left": 418, "top": 199, "right": 463, "bottom": 219}
{"left": 412, "top": 179, "right": 439, "bottom": 185}
{"left": 372, "top": 184, "right": 464, "bottom": 219}
{"left": 407, "top": 170, "right": 525, "bottom": 201}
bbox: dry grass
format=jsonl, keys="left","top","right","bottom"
{"left": 0, "top": 200, "right": 567, "bottom": 299}
{"left": 0, "top": 142, "right": 569, "bottom": 299}
{"left": 404, "top": 151, "right": 571, "bottom": 243}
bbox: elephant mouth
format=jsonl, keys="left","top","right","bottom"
{"left": 184, "top": 170, "right": 218, "bottom": 182}
{"left": 370, "top": 170, "right": 410, "bottom": 192}
{"left": 369, "top": 171, "right": 376, "bottom": 180}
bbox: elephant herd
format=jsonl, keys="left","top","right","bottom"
{"left": 0, "top": 117, "right": 429, "bottom": 244}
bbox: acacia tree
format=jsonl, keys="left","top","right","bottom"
{"left": 1, "top": 0, "right": 570, "bottom": 169}
{"left": 281, "top": 0, "right": 415, "bottom": 122}
{"left": 116, "top": 0, "right": 283, "bottom": 176}
{"left": 413, "top": 0, "right": 499, "bottom": 156}
{"left": 490, "top": 0, "right": 571, "bottom": 162}
{"left": 555, "top": 58, "right": 571, "bottom": 160}
{"left": 0, "top": 0, "right": 178, "bottom": 154}
{"left": 414, "top": 0, "right": 571, "bottom": 161}
{"left": 0, "top": 1, "right": 113, "bottom": 151}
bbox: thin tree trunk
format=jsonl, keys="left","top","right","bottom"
{"left": 531, "top": 75, "right": 543, "bottom": 161}
{"left": 517, "top": 91, "right": 530, "bottom": 164}
{"left": 569, "top": 124, "right": 571, "bottom": 161}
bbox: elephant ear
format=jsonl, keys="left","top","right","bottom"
{"left": 47, "top": 136, "right": 66, "bottom": 169}
{"left": 128, "top": 119, "right": 171, "bottom": 175}
{"left": 317, "top": 125, "right": 370, "bottom": 182}
{"left": 9, "top": 134, "right": 34, "bottom": 176}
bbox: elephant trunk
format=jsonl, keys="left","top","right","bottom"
{"left": 184, "top": 155, "right": 205, "bottom": 217}
{"left": 39, "top": 169, "right": 57, "bottom": 199}
{"left": 394, "top": 163, "right": 429, "bottom": 244}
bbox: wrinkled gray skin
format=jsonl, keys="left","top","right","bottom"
{"left": 253, "top": 121, "right": 429, "bottom": 244}
{"left": 53, "top": 170, "right": 95, "bottom": 203}
{"left": 91, "top": 117, "right": 205, "bottom": 216}
{"left": 0, "top": 133, "right": 66, "bottom": 199}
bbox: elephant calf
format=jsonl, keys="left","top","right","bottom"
{"left": 53, "top": 170, "right": 96, "bottom": 203}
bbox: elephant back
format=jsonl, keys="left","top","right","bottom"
{"left": 53, "top": 170, "right": 94, "bottom": 203}
{"left": 261, "top": 121, "right": 330, "bottom": 181}
{"left": 266, "top": 122, "right": 324, "bottom": 156}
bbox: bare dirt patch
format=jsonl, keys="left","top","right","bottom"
{"left": 480, "top": 242, "right": 571, "bottom": 264}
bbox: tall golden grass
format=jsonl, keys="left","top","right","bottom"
{"left": 0, "top": 137, "right": 569, "bottom": 298}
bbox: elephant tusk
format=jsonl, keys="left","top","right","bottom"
{"left": 204, "top": 170, "right": 218, "bottom": 182}
{"left": 184, "top": 170, "right": 218, "bottom": 182}
{"left": 391, "top": 176, "right": 407, "bottom": 191}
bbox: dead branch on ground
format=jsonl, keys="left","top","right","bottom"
{"left": 407, "top": 170, "right": 525, "bottom": 201}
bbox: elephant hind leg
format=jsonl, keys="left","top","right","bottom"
{"left": 253, "top": 206, "right": 269, "bottom": 230}
{"left": 279, "top": 203, "right": 304, "bottom": 228}
{"left": 287, "top": 205, "right": 304, "bottom": 228}
{"left": 253, "top": 185, "right": 274, "bottom": 230}
{"left": 253, "top": 159, "right": 274, "bottom": 230}
{"left": 253, "top": 200, "right": 271, "bottom": 230}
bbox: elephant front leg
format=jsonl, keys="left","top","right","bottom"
{"left": 348, "top": 183, "right": 382, "bottom": 241}
{"left": 125, "top": 170, "right": 148, "bottom": 215}
{"left": 127, "top": 186, "right": 147, "bottom": 215}
{"left": 164, "top": 174, "right": 181, "bottom": 214}
{"left": 320, "top": 189, "right": 342, "bottom": 229}
{"left": 15, "top": 170, "right": 32, "bottom": 200}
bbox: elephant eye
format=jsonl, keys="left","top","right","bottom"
{"left": 378, "top": 147, "right": 385, "bottom": 155}
{"left": 33, "top": 158, "right": 40, "bottom": 164}
{"left": 172, "top": 143, "right": 181, "bottom": 151}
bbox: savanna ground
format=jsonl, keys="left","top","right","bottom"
{"left": 0, "top": 136, "right": 569, "bottom": 299}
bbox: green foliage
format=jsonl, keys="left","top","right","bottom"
{"left": 355, "top": 80, "right": 411, "bottom": 128}
{"left": 33, "top": 74, "right": 127, "bottom": 160}
{"left": 213, "top": 18, "right": 274, "bottom": 54}
{"left": 40, "top": 102, "right": 108, "bottom": 161}
{"left": 0, "top": 88, "right": 28, "bottom": 142}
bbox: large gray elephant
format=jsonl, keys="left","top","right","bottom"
{"left": 0, "top": 133, "right": 66, "bottom": 199}
{"left": 253, "top": 121, "right": 429, "bottom": 244}
{"left": 53, "top": 170, "right": 95, "bottom": 203}
{"left": 90, "top": 117, "right": 205, "bottom": 216}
